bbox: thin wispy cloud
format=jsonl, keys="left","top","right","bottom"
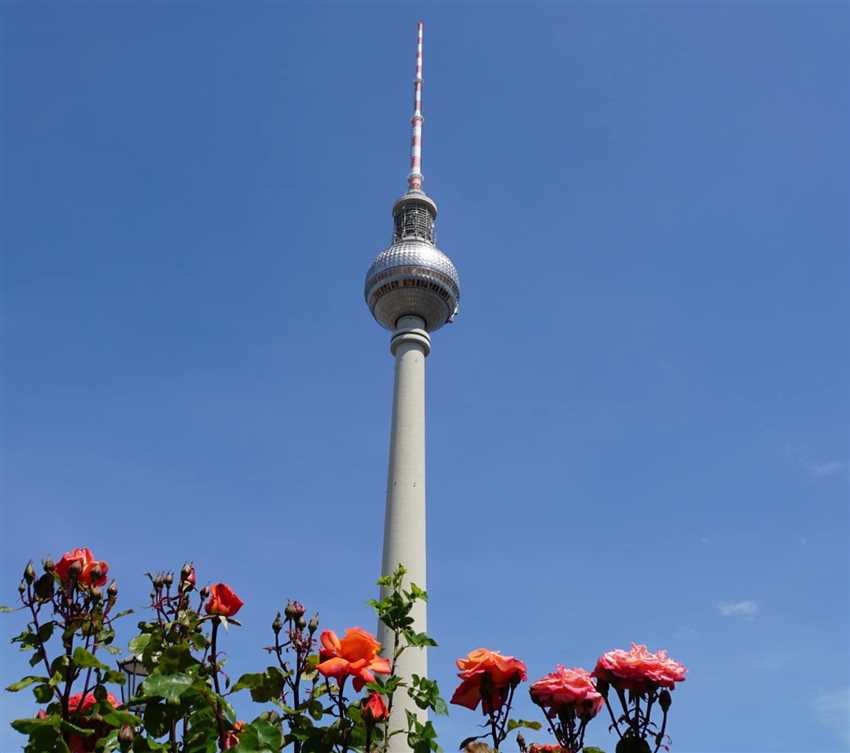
{"left": 813, "top": 687, "right": 850, "bottom": 746}
{"left": 718, "top": 600, "right": 758, "bottom": 619}
{"left": 784, "top": 444, "right": 848, "bottom": 479}
{"left": 806, "top": 460, "right": 847, "bottom": 478}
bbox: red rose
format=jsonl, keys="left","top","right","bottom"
{"left": 528, "top": 745, "right": 567, "bottom": 753}
{"left": 450, "top": 648, "right": 527, "bottom": 714}
{"left": 55, "top": 548, "right": 109, "bottom": 588}
{"left": 204, "top": 583, "right": 244, "bottom": 617}
{"left": 316, "top": 627, "right": 391, "bottom": 691}
{"left": 64, "top": 691, "right": 119, "bottom": 752}
{"left": 362, "top": 692, "right": 389, "bottom": 721}
{"left": 592, "top": 643, "right": 687, "bottom": 692}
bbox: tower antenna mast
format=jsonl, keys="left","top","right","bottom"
{"left": 408, "top": 20, "right": 425, "bottom": 192}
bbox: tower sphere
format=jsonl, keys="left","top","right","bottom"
{"left": 364, "top": 190, "right": 460, "bottom": 333}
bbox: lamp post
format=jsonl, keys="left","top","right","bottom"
{"left": 117, "top": 656, "right": 148, "bottom": 705}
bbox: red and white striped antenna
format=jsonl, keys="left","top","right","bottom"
{"left": 407, "top": 20, "right": 425, "bottom": 192}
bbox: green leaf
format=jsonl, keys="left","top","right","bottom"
{"left": 72, "top": 647, "right": 109, "bottom": 671}
{"left": 0, "top": 605, "right": 17, "bottom": 612}
{"left": 128, "top": 633, "right": 151, "bottom": 656}
{"left": 7, "top": 675, "right": 48, "bottom": 691}
{"left": 584, "top": 748, "right": 607, "bottom": 753}
{"left": 232, "top": 719, "right": 283, "bottom": 753}
{"left": 33, "top": 684, "right": 55, "bottom": 703}
{"left": 140, "top": 673, "right": 193, "bottom": 703}
{"left": 507, "top": 719, "right": 542, "bottom": 732}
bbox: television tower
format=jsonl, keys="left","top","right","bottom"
{"left": 364, "top": 20, "right": 461, "bottom": 744}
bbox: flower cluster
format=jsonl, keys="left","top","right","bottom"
{"left": 452, "top": 643, "right": 687, "bottom": 753}
{"left": 7, "top": 548, "right": 687, "bottom": 753}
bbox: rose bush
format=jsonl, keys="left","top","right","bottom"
{"left": 5, "top": 549, "right": 687, "bottom": 753}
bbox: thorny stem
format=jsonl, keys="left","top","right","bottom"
{"left": 602, "top": 693, "right": 624, "bottom": 740}
{"left": 653, "top": 707, "right": 669, "bottom": 753}
{"left": 210, "top": 618, "right": 227, "bottom": 750}
{"left": 24, "top": 584, "right": 60, "bottom": 701}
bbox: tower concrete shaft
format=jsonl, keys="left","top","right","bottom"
{"left": 378, "top": 315, "right": 430, "bottom": 745}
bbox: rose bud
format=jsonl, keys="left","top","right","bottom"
{"left": 107, "top": 580, "right": 118, "bottom": 598}
{"left": 164, "top": 573, "right": 174, "bottom": 588}
{"left": 118, "top": 724, "right": 135, "bottom": 745}
{"left": 199, "top": 585, "right": 210, "bottom": 601}
{"left": 296, "top": 615, "right": 307, "bottom": 630}
{"left": 272, "top": 612, "right": 283, "bottom": 634}
{"left": 284, "top": 600, "right": 305, "bottom": 620}
{"left": 89, "top": 566, "right": 103, "bottom": 586}
{"left": 308, "top": 612, "right": 319, "bottom": 634}
{"left": 658, "top": 689, "right": 671, "bottom": 712}
{"left": 24, "top": 562, "right": 36, "bottom": 584}
{"left": 180, "top": 563, "right": 196, "bottom": 587}
{"left": 43, "top": 558, "right": 55, "bottom": 573}
{"left": 34, "top": 573, "right": 55, "bottom": 600}
{"left": 18, "top": 581, "right": 26, "bottom": 595}
{"left": 153, "top": 574, "right": 164, "bottom": 590}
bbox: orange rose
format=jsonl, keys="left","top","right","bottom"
{"left": 315, "top": 627, "right": 391, "bottom": 691}
{"left": 204, "top": 583, "right": 244, "bottom": 618}
{"left": 592, "top": 643, "right": 687, "bottom": 692}
{"left": 362, "top": 692, "right": 389, "bottom": 721}
{"left": 55, "top": 548, "right": 109, "bottom": 588}
{"left": 450, "top": 648, "right": 527, "bottom": 714}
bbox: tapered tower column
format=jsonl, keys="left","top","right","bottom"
{"left": 378, "top": 316, "right": 431, "bottom": 728}
{"left": 363, "top": 20, "right": 461, "bottom": 752}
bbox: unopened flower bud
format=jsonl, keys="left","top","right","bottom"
{"left": 89, "top": 566, "right": 103, "bottom": 585}
{"left": 272, "top": 612, "right": 282, "bottom": 634}
{"left": 118, "top": 724, "right": 135, "bottom": 745}
{"left": 91, "top": 587, "right": 103, "bottom": 601}
{"left": 199, "top": 586, "right": 210, "bottom": 601}
{"left": 43, "top": 558, "right": 55, "bottom": 574}
{"left": 658, "top": 689, "right": 671, "bottom": 712}
{"left": 180, "top": 563, "right": 196, "bottom": 587}
{"left": 308, "top": 612, "right": 319, "bottom": 633}
{"left": 296, "top": 615, "right": 307, "bottom": 630}
{"left": 164, "top": 573, "right": 174, "bottom": 588}
{"left": 153, "top": 574, "right": 164, "bottom": 590}
{"left": 107, "top": 580, "right": 118, "bottom": 598}
{"left": 68, "top": 560, "right": 83, "bottom": 580}
{"left": 24, "top": 562, "right": 36, "bottom": 584}
{"left": 18, "top": 581, "right": 26, "bottom": 595}
{"left": 284, "top": 600, "right": 305, "bottom": 620}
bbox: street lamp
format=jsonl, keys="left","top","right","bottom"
{"left": 117, "top": 656, "right": 148, "bottom": 705}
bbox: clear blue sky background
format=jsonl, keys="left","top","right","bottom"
{"left": 2, "top": 3, "right": 848, "bottom": 752}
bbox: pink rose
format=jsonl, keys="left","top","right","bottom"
{"left": 592, "top": 643, "right": 687, "bottom": 692}
{"left": 530, "top": 666, "right": 603, "bottom": 719}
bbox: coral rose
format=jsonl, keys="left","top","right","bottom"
{"left": 316, "top": 627, "right": 391, "bottom": 691}
{"left": 592, "top": 643, "right": 687, "bottom": 692}
{"left": 528, "top": 745, "right": 566, "bottom": 753}
{"left": 450, "top": 648, "right": 527, "bottom": 714}
{"left": 362, "top": 692, "right": 390, "bottom": 721}
{"left": 530, "top": 666, "right": 603, "bottom": 719}
{"left": 204, "top": 583, "right": 244, "bottom": 618}
{"left": 55, "top": 548, "right": 109, "bottom": 588}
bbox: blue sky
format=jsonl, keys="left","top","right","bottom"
{"left": 2, "top": 3, "right": 848, "bottom": 752}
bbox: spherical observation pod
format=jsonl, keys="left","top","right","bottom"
{"left": 364, "top": 239, "right": 460, "bottom": 333}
